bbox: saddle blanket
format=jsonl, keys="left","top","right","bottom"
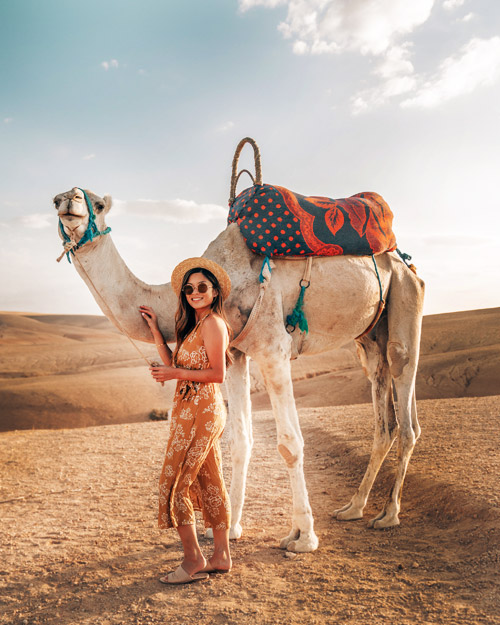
{"left": 228, "top": 183, "right": 397, "bottom": 257}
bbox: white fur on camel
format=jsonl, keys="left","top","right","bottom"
{"left": 54, "top": 187, "right": 425, "bottom": 553}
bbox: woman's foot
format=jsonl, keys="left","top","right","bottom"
{"left": 203, "top": 528, "right": 232, "bottom": 573}
{"left": 201, "top": 555, "right": 232, "bottom": 574}
{"left": 181, "top": 554, "right": 207, "bottom": 577}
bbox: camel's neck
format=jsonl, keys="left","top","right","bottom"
{"left": 72, "top": 235, "right": 177, "bottom": 342}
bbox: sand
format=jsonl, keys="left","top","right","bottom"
{"left": 1, "top": 396, "right": 499, "bottom": 624}
{"left": 1, "top": 308, "right": 499, "bottom": 624}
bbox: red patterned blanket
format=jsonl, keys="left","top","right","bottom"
{"left": 228, "top": 184, "right": 397, "bottom": 257}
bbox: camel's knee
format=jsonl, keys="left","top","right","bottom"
{"left": 398, "top": 425, "right": 417, "bottom": 451}
{"left": 387, "top": 341, "right": 409, "bottom": 378}
{"left": 277, "top": 438, "right": 302, "bottom": 469}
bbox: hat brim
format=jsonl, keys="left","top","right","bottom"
{"left": 171, "top": 257, "right": 231, "bottom": 300}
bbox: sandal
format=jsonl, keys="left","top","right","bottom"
{"left": 159, "top": 564, "right": 209, "bottom": 585}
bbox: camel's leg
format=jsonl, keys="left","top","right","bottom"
{"left": 368, "top": 382, "right": 419, "bottom": 528}
{"left": 335, "top": 319, "right": 399, "bottom": 521}
{"left": 224, "top": 350, "right": 253, "bottom": 540}
{"left": 368, "top": 267, "right": 424, "bottom": 529}
{"left": 253, "top": 348, "right": 319, "bottom": 553}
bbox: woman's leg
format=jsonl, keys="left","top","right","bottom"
{"left": 176, "top": 524, "right": 207, "bottom": 575}
{"left": 196, "top": 441, "right": 232, "bottom": 571}
{"left": 209, "top": 528, "right": 232, "bottom": 571}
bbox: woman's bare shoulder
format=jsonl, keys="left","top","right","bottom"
{"left": 201, "top": 314, "right": 228, "bottom": 337}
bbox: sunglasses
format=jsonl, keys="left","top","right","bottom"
{"left": 182, "top": 282, "right": 213, "bottom": 295}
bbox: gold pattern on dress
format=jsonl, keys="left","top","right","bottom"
{"left": 158, "top": 315, "right": 230, "bottom": 530}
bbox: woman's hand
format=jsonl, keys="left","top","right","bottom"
{"left": 149, "top": 365, "right": 178, "bottom": 383}
{"left": 140, "top": 305, "right": 159, "bottom": 334}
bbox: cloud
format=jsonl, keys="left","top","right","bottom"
{"left": 443, "top": 0, "right": 465, "bottom": 10}
{"left": 352, "top": 74, "right": 417, "bottom": 114}
{"left": 101, "top": 59, "right": 119, "bottom": 70}
{"left": 18, "top": 213, "right": 53, "bottom": 229}
{"left": 4, "top": 117, "right": 13, "bottom": 124}
{"left": 241, "top": 0, "right": 437, "bottom": 112}
{"left": 215, "top": 121, "right": 235, "bottom": 133}
{"left": 401, "top": 37, "right": 500, "bottom": 108}
{"left": 262, "top": 0, "right": 436, "bottom": 56}
{"left": 83, "top": 153, "right": 96, "bottom": 160}
{"left": 239, "top": 0, "right": 286, "bottom": 10}
{"left": 241, "top": 0, "right": 500, "bottom": 113}
{"left": 112, "top": 198, "right": 227, "bottom": 223}
{"left": 460, "top": 12, "right": 475, "bottom": 22}
{"left": 351, "top": 43, "right": 418, "bottom": 113}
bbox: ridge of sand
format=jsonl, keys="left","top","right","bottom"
{"left": 0, "top": 307, "right": 499, "bottom": 431}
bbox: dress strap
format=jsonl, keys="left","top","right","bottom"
{"left": 193, "top": 312, "right": 212, "bottom": 333}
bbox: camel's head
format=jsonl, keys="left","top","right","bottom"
{"left": 54, "top": 187, "right": 112, "bottom": 244}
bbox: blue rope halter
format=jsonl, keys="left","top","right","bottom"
{"left": 59, "top": 188, "right": 111, "bottom": 263}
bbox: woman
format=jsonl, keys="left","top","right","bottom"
{"left": 139, "top": 257, "right": 233, "bottom": 585}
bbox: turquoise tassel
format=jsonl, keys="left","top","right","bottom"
{"left": 286, "top": 285, "right": 309, "bottom": 333}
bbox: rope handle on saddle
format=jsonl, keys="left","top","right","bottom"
{"left": 229, "top": 137, "right": 263, "bottom": 205}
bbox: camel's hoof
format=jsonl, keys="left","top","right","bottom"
{"left": 368, "top": 511, "right": 400, "bottom": 529}
{"left": 229, "top": 523, "right": 242, "bottom": 540}
{"left": 279, "top": 529, "right": 300, "bottom": 550}
{"left": 334, "top": 502, "right": 364, "bottom": 521}
{"left": 280, "top": 530, "right": 319, "bottom": 553}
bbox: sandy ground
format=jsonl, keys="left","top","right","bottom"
{"left": 1, "top": 395, "right": 499, "bottom": 625}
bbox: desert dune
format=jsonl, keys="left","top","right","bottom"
{"left": 1, "top": 307, "right": 499, "bottom": 431}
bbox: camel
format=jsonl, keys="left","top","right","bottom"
{"left": 54, "top": 185, "right": 424, "bottom": 553}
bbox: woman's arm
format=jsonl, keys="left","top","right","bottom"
{"left": 139, "top": 305, "right": 173, "bottom": 366}
{"left": 149, "top": 315, "right": 228, "bottom": 384}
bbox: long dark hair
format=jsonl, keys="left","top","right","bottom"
{"left": 173, "top": 267, "right": 233, "bottom": 366}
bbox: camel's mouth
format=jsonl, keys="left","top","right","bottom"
{"left": 60, "top": 213, "right": 84, "bottom": 222}
{"left": 59, "top": 213, "right": 87, "bottom": 237}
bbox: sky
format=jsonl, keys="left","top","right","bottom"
{"left": 1, "top": 0, "right": 499, "bottom": 316}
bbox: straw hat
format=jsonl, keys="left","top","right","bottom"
{"left": 171, "top": 257, "right": 231, "bottom": 299}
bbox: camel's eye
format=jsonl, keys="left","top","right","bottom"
{"left": 95, "top": 200, "right": 105, "bottom": 211}
{"left": 53, "top": 197, "right": 62, "bottom": 208}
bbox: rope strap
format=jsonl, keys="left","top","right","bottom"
{"left": 70, "top": 250, "right": 159, "bottom": 370}
{"left": 355, "top": 254, "right": 385, "bottom": 340}
{"left": 396, "top": 247, "right": 411, "bottom": 267}
{"left": 286, "top": 257, "right": 313, "bottom": 334}
{"left": 396, "top": 247, "right": 418, "bottom": 274}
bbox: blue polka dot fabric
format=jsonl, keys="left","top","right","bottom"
{"left": 228, "top": 184, "right": 397, "bottom": 257}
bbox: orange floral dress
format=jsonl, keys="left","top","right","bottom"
{"left": 158, "top": 314, "right": 231, "bottom": 530}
